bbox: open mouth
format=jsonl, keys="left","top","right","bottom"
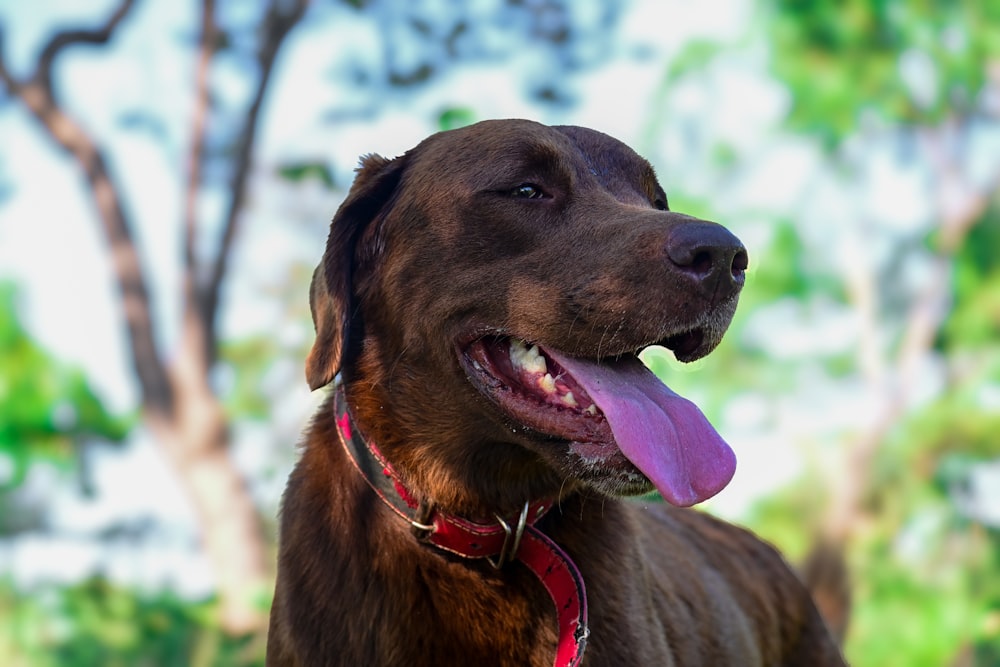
{"left": 460, "top": 335, "right": 737, "bottom": 507}
{"left": 464, "top": 338, "right": 609, "bottom": 443}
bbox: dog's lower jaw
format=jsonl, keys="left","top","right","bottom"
{"left": 564, "top": 442, "right": 656, "bottom": 497}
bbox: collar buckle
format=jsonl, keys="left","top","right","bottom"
{"left": 488, "top": 500, "right": 530, "bottom": 569}
{"left": 410, "top": 500, "right": 436, "bottom": 540}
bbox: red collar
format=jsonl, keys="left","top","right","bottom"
{"left": 334, "top": 389, "right": 589, "bottom": 667}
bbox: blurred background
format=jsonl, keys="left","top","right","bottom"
{"left": 0, "top": 0, "right": 998, "bottom": 664}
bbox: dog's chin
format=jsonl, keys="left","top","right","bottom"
{"left": 662, "top": 298, "right": 738, "bottom": 363}
{"left": 562, "top": 441, "right": 657, "bottom": 498}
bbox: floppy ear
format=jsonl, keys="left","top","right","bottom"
{"left": 305, "top": 153, "right": 406, "bottom": 391}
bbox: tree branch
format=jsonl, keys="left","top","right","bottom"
{"left": 0, "top": 0, "right": 174, "bottom": 420}
{"left": 183, "top": 0, "right": 215, "bottom": 284}
{"left": 35, "top": 0, "right": 136, "bottom": 99}
{"left": 827, "top": 122, "right": 997, "bottom": 542}
{"left": 0, "top": 29, "right": 16, "bottom": 93}
{"left": 198, "top": 0, "right": 310, "bottom": 364}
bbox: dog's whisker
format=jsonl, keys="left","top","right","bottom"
{"left": 386, "top": 344, "right": 412, "bottom": 388}
{"left": 565, "top": 308, "right": 583, "bottom": 342}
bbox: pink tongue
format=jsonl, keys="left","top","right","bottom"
{"left": 546, "top": 350, "right": 736, "bottom": 507}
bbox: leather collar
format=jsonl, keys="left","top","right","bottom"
{"left": 333, "top": 388, "right": 589, "bottom": 667}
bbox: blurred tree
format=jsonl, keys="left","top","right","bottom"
{"left": 0, "top": 0, "right": 626, "bottom": 639}
{"left": 764, "top": 0, "right": 1000, "bottom": 548}
{"left": 660, "top": 0, "right": 1000, "bottom": 663}
{"left": 0, "top": 0, "right": 308, "bottom": 634}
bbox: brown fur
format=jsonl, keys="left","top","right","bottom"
{"left": 267, "top": 119, "right": 846, "bottom": 666}
{"left": 801, "top": 539, "right": 852, "bottom": 645}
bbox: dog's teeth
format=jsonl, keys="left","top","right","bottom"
{"left": 585, "top": 403, "right": 597, "bottom": 415}
{"left": 538, "top": 373, "right": 556, "bottom": 394}
{"left": 525, "top": 346, "right": 547, "bottom": 373}
{"left": 509, "top": 339, "right": 547, "bottom": 374}
{"left": 561, "top": 391, "right": 578, "bottom": 407}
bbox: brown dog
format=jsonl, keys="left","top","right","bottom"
{"left": 267, "top": 119, "right": 846, "bottom": 666}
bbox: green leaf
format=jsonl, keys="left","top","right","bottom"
{"left": 276, "top": 162, "right": 336, "bottom": 189}
{"left": 437, "top": 107, "right": 477, "bottom": 132}
{"left": 0, "top": 283, "right": 128, "bottom": 490}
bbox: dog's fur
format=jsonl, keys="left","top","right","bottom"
{"left": 267, "top": 120, "right": 846, "bottom": 666}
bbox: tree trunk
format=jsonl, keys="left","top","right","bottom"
{"left": 143, "top": 314, "right": 269, "bottom": 634}
{"left": 0, "top": 0, "right": 308, "bottom": 635}
{"left": 826, "top": 123, "right": 998, "bottom": 543}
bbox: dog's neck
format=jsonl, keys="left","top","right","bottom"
{"left": 333, "top": 386, "right": 590, "bottom": 667}
{"left": 334, "top": 386, "right": 555, "bottom": 558}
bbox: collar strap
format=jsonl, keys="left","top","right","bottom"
{"left": 334, "top": 388, "right": 589, "bottom": 667}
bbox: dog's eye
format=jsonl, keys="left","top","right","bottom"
{"left": 510, "top": 184, "right": 546, "bottom": 199}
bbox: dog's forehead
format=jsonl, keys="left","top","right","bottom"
{"left": 553, "top": 125, "right": 660, "bottom": 197}
{"left": 414, "top": 120, "right": 576, "bottom": 169}
{"left": 411, "top": 120, "right": 659, "bottom": 198}
{"left": 552, "top": 125, "right": 650, "bottom": 175}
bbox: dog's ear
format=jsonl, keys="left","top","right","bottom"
{"left": 306, "top": 153, "right": 406, "bottom": 391}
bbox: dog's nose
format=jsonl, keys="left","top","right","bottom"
{"left": 665, "top": 220, "right": 748, "bottom": 294}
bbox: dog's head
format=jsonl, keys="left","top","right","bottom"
{"left": 307, "top": 119, "right": 747, "bottom": 515}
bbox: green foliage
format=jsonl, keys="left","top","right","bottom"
{"left": 764, "top": 0, "right": 1000, "bottom": 147}
{"left": 847, "top": 542, "right": 983, "bottom": 667}
{"left": 663, "top": 39, "right": 728, "bottom": 83}
{"left": 742, "top": 472, "right": 831, "bottom": 560}
{"left": 846, "top": 339, "right": 1000, "bottom": 665}
{"left": 275, "top": 162, "right": 336, "bottom": 189}
{"left": 739, "top": 349, "right": 1000, "bottom": 666}
{"left": 0, "top": 578, "right": 265, "bottom": 667}
{"left": 217, "top": 336, "right": 282, "bottom": 422}
{"left": 900, "top": 376, "right": 1000, "bottom": 463}
{"left": 943, "top": 207, "right": 1000, "bottom": 351}
{"left": 0, "top": 284, "right": 129, "bottom": 490}
{"left": 437, "top": 107, "right": 476, "bottom": 132}
{"left": 747, "top": 464, "right": 999, "bottom": 666}
{"left": 748, "top": 220, "right": 826, "bottom": 301}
